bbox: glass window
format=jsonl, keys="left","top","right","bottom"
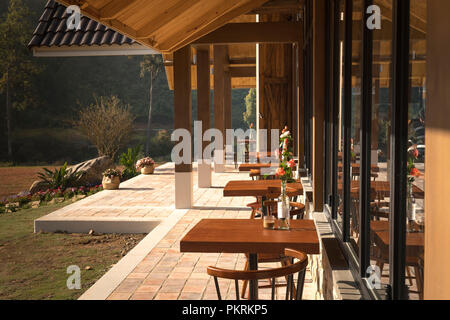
{"left": 336, "top": 0, "right": 346, "bottom": 228}
{"left": 406, "top": 0, "right": 426, "bottom": 300}
{"left": 349, "top": 0, "right": 363, "bottom": 255}
{"left": 369, "top": 0, "right": 393, "bottom": 293}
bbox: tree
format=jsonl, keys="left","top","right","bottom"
{"left": 76, "top": 96, "right": 134, "bottom": 161}
{"left": 0, "top": 0, "right": 42, "bottom": 160}
{"left": 140, "top": 54, "right": 163, "bottom": 156}
{"left": 243, "top": 88, "right": 256, "bottom": 128}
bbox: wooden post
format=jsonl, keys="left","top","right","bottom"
{"left": 312, "top": 0, "right": 326, "bottom": 212}
{"left": 425, "top": 0, "right": 450, "bottom": 300}
{"left": 174, "top": 46, "right": 193, "bottom": 208}
{"left": 224, "top": 68, "right": 232, "bottom": 165}
{"left": 197, "top": 47, "right": 212, "bottom": 188}
{"left": 298, "top": 22, "right": 305, "bottom": 168}
{"left": 213, "top": 45, "right": 227, "bottom": 172}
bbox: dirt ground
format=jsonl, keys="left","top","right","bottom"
{"left": 0, "top": 166, "right": 58, "bottom": 200}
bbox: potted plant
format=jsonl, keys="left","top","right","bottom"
{"left": 102, "top": 168, "right": 122, "bottom": 190}
{"left": 136, "top": 157, "right": 155, "bottom": 175}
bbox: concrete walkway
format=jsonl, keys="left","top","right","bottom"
{"left": 38, "top": 162, "right": 318, "bottom": 300}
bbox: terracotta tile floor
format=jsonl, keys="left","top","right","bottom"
{"left": 102, "top": 163, "right": 318, "bottom": 300}
{"left": 44, "top": 162, "right": 318, "bottom": 300}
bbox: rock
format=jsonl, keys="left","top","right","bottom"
{"left": 28, "top": 156, "right": 113, "bottom": 193}
{"left": 67, "top": 156, "right": 114, "bottom": 186}
{"left": 29, "top": 180, "right": 50, "bottom": 194}
{"left": 31, "top": 201, "right": 40, "bottom": 209}
{"left": 88, "top": 229, "right": 95, "bottom": 235}
{"left": 85, "top": 266, "right": 92, "bottom": 270}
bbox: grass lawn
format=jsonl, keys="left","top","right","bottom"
{"left": 0, "top": 203, "right": 145, "bottom": 300}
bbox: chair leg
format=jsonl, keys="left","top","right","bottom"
{"left": 414, "top": 266, "right": 424, "bottom": 300}
{"left": 406, "top": 266, "right": 414, "bottom": 286}
{"left": 241, "top": 260, "right": 249, "bottom": 299}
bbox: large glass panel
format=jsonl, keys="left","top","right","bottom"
{"left": 369, "top": 0, "right": 393, "bottom": 293}
{"left": 406, "top": 0, "right": 426, "bottom": 300}
{"left": 336, "top": 0, "right": 345, "bottom": 228}
{"left": 349, "top": 0, "right": 363, "bottom": 255}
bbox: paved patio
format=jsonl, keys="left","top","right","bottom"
{"left": 39, "top": 162, "right": 318, "bottom": 300}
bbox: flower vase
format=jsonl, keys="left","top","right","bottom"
{"left": 102, "top": 176, "right": 120, "bottom": 190}
{"left": 141, "top": 165, "right": 154, "bottom": 175}
{"left": 406, "top": 181, "right": 416, "bottom": 232}
{"left": 277, "top": 180, "right": 290, "bottom": 230}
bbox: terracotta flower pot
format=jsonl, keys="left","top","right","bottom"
{"left": 102, "top": 176, "right": 120, "bottom": 190}
{"left": 141, "top": 165, "right": 154, "bottom": 175}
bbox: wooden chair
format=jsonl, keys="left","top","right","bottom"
{"left": 240, "top": 186, "right": 306, "bottom": 298}
{"left": 207, "top": 249, "right": 308, "bottom": 300}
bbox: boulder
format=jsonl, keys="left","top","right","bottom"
{"left": 29, "top": 156, "right": 114, "bottom": 193}
{"left": 29, "top": 180, "right": 50, "bottom": 194}
{"left": 67, "top": 156, "right": 114, "bottom": 186}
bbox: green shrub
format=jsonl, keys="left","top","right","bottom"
{"left": 119, "top": 145, "right": 142, "bottom": 181}
{"left": 37, "top": 162, "right": 85, "bottom": 191}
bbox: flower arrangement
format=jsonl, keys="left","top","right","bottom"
{"left": 275, "top": 126, "right": 295, "bottom": 183}
{"left": 135, "top": 157, "right": 155, "bottom": 171}
{"left": 407, "top": 145, "right": 421, "bottom": 184}
{"left": 0, "top": 185, "right": 103, "bottom": 214}
{"left": 103, "top": 168, "right": 122, "bottom": 179}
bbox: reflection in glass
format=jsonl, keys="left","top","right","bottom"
{"left": 406, "top": 0, "right": 426, "bottom": 300}
{"left": 349, "top": 0, "right": 362, "bottom": 255}
{"left": 336, "top": 0, "right": 345, "bottom": 227}
{"left": 369, "top": 0, "right": 392, "bottom": 295}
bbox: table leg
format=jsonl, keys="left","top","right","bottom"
{"left": 261, "top": 196, "right": 267, "bottom": 216}
{"left": 249, "top": 253, "right": 258, "bottom": 300}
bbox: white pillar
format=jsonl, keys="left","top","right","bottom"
{"left": 198, "top": 162, "right": 212, "bottom": 188}
{"left": 175, "top": 172, "right": 193, "bottom": 208}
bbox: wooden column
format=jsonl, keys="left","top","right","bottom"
{"left": 224, "top": 68, "right": 232, "bottom": 164}
{"left": 425, "top": 0, "right": 450, "bottom": 300}
{"left": 197, "top": 47, "right": 212, "bottom": 188}
{"left": 298, "top": 22, "right": 305, "bottom": 168}
{"left": 213, "top": 45, "right": 227, "bottom": 172}
{"left": 174, "top": 46, "right": 193, "bottom": 208}
{"left": 312, "top": 0, "right": 326, "bottom": 212}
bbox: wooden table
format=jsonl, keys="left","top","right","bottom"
{"left": 372, "top": 230, "right": 424, "bottom": 257}
{"left": 180, "top": 219, "right": 320, "bottom": 300}
{"left": 238, "top": 163, "right": 278, "bottom": 172}
{"left": 338, "top": 181, "right": 424, "bottom": 199}
{"left": 338, "top": 162, "right": 380, "bottom": 173}
{"left": 223, "top": 179, "right": 303, "bottom": 197}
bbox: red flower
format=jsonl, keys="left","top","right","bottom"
{"left": 282, "top": 126, "right": 288, "bottom": 134}
{"left": 283, "top": 138, "right": 288, "bottom": 151}
{"left": 410, "top": 167, "right": 421, "bottom": 177}
{"left": 288, "top": 159, "right": 295, "bottom": 168}
{"left": 276, "top": 167, "right": 285, "bottom": 177}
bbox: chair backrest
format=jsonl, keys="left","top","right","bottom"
{"left": 207, "top": 249, "right": 308, "bottom": 300}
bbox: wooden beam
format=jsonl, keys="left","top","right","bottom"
{"left": 164, "top": 58, "right": 256, "bottom": 67}
{"left": 194, "top": 22, "right": 302, "bottom": 45}
{"left": 312, "top": 0, "right": 326, "bottom": 212}
{"left": 166, "top": 0, "right": 269, "bottom": 52}
{"left": 174, "top": 46, "right": 192, "bottom": 173}
{"left": 247, "top": 0, "right": 304, "bottom": 14}
{"left": 230, "top": 66, "right": 256, "bottom": 77}
{"left": 100, "top": 0, "right": 139, "bottom": 20}
{"left": 136, "top": 0, "right": 203, "bottom": 39}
